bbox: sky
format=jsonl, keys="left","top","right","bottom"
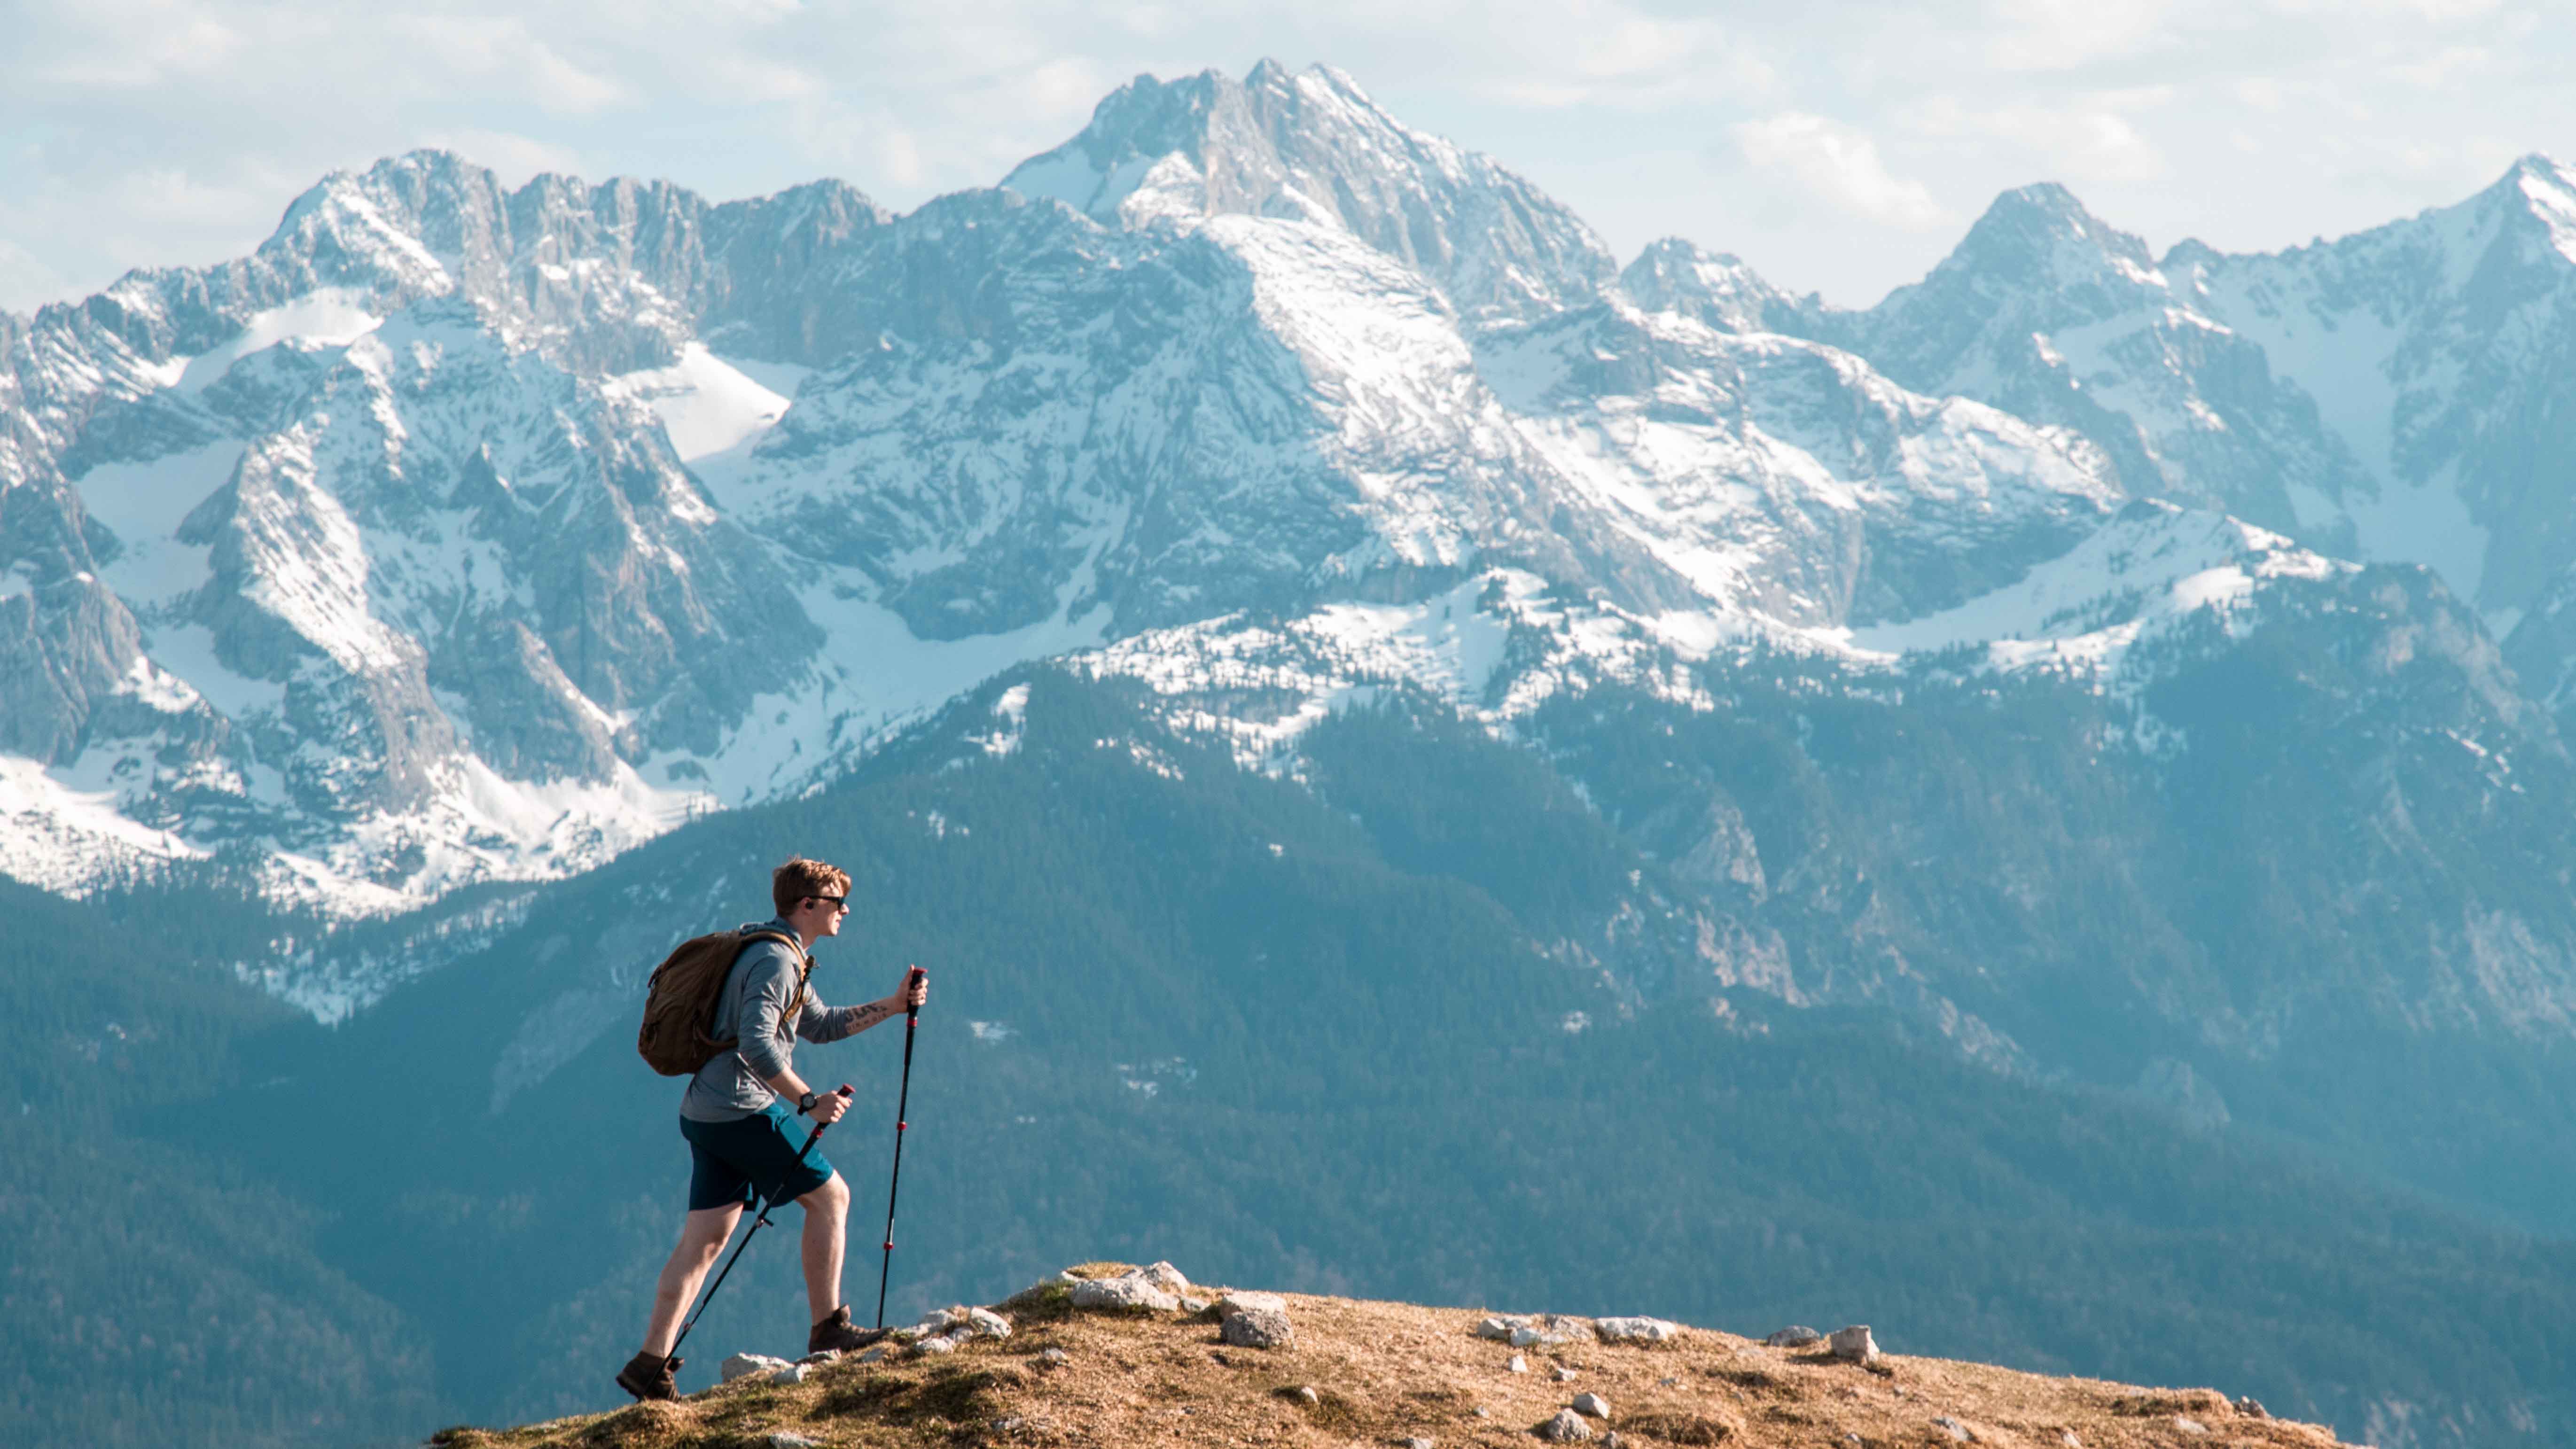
{"left": 4, "top": 0, "right": 2573, "bottom": 315}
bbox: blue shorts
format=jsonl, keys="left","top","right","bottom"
{"left": 679, "top": 1101, "right": 836, "bottom": 1211}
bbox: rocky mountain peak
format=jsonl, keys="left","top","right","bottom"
{"left": 1001, "top": 60, "right": 1614, "bottom": 324}
{"left": 1942, "top": 182, "right": 2159, "bottom": 295}
{"left": 1617, "top": 237, "right": 1800, "bottom": 335}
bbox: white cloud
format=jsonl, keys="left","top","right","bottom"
{"left": 1981, "top": 0, "right": 2183, "bottom": 73}
{"left": 386, "top": 16, "right": 628, "bottom": 115}
{"left": 1733, "top": 111, "right": 1950, "bottom": 230}
{"left": 0, "top": 238, "right": 75, "bottom": 315}
{"left": 1905, "top": 92, "right": 2172, "bottom": 183}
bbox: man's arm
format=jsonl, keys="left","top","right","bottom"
{"left": 757, "top": 1063, "right": 846, "bottom": 1124}
{"left": 796, "top": 968, "right": 929, "bottom": 1044}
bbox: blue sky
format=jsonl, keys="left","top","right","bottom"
{"left": 5, "top": 0, "right": 2572, "bottom": 313}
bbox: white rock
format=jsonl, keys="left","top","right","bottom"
{"left": 797, "top": 1349, "right": 841, "bottom": 1365}
{"left": 1829, "top": 1325, "right": 1880, "bottom": 1364}
{"left": 1594, "top": 1317, "right": 1682, "bottom": 1344}
{"left": 1220, "top": 1291, "right": 1288, "bottom": 1316}
{"left": 769, "top": 1363, "right": 809, "bottom": 1386}
{"left": 913, "top": 1335, "right": 958, "bottom": 1356}
{"left": 1292, "top": 1386, "right": 1320, "bottom": 1405}
{"left": 2175, "top": 1418, "right": 2209, "bottom": 1436}
{"left": 1477, "top": 1315, "right": 1528, "bottom": 1340}
{"left": 767, "top": 1435, "right": 821, "bottom": 1449}
{"left": 1137, "top": 1261, "right": 1191, "bottom": 1294}
{"left": 1037, "top": 1347, "right": 1071, "bottom": 1366}
{"left": 1511, "top": 1315, "right": 1590, "bottom": 1347}
{"left": 1180, "top": 1296, "right": 1211, "bottom": 1315}
{"left": 1933, "top": 1417, "right": 1975, "bottom": 1442}
{"left": 2060, "top": 1432, "right": 2083, "bottom": 1448}
{"left": 1404, "top": 1439, "right": 1436, "bottom": 1449}
{"left": 1538, "top": 1407, "right": 1595, "bottom": 1441}
{"left": 1574, "top": 1393, "right": 1613, "bottom": 1419}
{"left": 856, "top": 1345, "right": 890, "bottom": 1364}
{"left": 721, "top": 1352, "right": 793, "bottom": 1382}
{"left": 967, "top": 1307, "right": 1012, "bottom": 1338}
{"left": 1508, "top": 1355, "right": 1530, "bottom": 1373}
{"left": 1069, "top": 1273, "right": 1181, "bottom": 1312}
{"left": 1553, "top": 1366, "right": 1578, "bottom": 1382}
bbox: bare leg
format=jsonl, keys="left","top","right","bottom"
{"left": 642, "top": 1204, "right": 744, "bottom": 1357}
{"left": 798, "top": 1170, "right": 851, "bottom": 1324}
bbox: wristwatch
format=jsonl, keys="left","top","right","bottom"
{"left": 796, "top": 1090, "right": 820, "bottom": 1115}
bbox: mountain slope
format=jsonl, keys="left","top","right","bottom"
{"left": 148, "top": 669, "right": 2575, "bottom": 1446}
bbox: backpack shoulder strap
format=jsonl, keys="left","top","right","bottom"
{"left": 736, "top": 929, "right": 814, "bottom": 1022}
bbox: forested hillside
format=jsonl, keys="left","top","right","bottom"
{"left": 11, "top": 671, "right": 2563, "bottom": 1448}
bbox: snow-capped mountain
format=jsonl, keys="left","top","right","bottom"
{"left": 0, "top": 61, "right": 2564, "bottom": 999}
{"left": 1001, "top": 61, "right": 1616, "bottom": 326}
{"left": 1765, "top": 157, "right": 2576, "bottom": 726}
{"left": 0, "top": 62, "right": 2142, "bottom": 919}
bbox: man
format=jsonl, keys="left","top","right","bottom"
{"left": 617, "top": 856, "right": 930, "bottom": 1402}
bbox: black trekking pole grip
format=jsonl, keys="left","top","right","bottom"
{"left": 875, "top": 966, "right": 926, "bottom": 1329}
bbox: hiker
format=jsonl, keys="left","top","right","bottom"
{"left": 617, "top": 857, "right": 930, "bottom": 1401}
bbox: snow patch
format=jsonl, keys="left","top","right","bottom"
{"left": 606, "top": 344, "right": 803, "bottom": 462}
{"left": 0, "top": 756, "right": 207, "bottom": 893}
{"left": 173, "top": 289, "right": 382, "bottom": 393}
{"left": 77, "top": 441, "right": 245, "bottom": 607}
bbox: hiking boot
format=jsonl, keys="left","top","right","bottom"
{"left": 809, "top": 1305, "right": 890, "bottom": 1354}
{"left": 616, "top": 1350, "right": 680, "bottom": 1401}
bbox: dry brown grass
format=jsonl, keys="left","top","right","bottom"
{"left": 446, "top": 1271, "right": 2351, "bottom": 1449}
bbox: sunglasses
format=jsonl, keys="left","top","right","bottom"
{"left": 810, "top": 895, "right": 847, "bottom": 909}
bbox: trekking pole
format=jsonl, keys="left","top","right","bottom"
{"left": 668, "top": 1084, "right": 853, "bottom": 1361}
{"left": 873, "top": 966, "right": 928, "bottom": 1329}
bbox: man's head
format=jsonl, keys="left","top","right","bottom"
{"left": 773, "top": 856, "right": 851, "bottom": 943}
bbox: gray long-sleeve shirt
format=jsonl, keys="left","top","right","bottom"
{"left": 680, "top": 919, "right": 872, "bottom": 1122}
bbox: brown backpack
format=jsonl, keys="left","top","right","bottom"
{"left": 636, "top": 928, "right": 811, "bottom": 1077}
